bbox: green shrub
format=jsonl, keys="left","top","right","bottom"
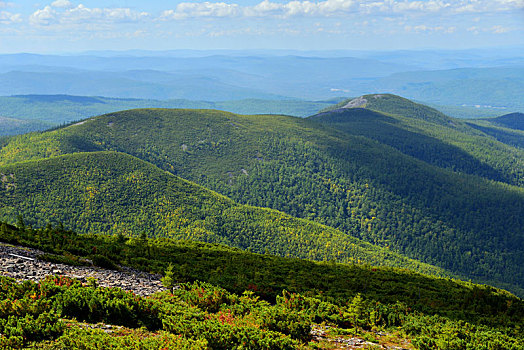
{"left": 34, "top": 328, "right": 207, "bottom": 350}
{"left": 53, "top": 284, "right": 162, "bottom": 330}
{"left": 256, "top": 305, "right": 311, "bottom": 342}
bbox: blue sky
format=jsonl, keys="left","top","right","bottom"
{"left": 0, "top": 0, "right": 523, "bottom": 53}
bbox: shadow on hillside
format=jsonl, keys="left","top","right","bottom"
{"left": 311, "top": 108, "right": 508, "bottom": 183}
{"left": 467, "top": 123, "right": 524, "bottom": 149}
{"left": 491, "top": 112, "right": 524, "bottom": 131}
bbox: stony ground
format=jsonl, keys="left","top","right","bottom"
{"left": 0, "top": 242, "right": 166, "bottom": 296}
{"left": 311, "top": 325, "right": 412, "bottom": 350}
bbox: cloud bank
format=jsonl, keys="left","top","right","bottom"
{"left": 0, "top": 0, "right": 520, "bottom": 52}
{"left": 19, "top": 0, "right": 524, "bottom": 26}
{"left": 158, "top": 0, "right": 524, "bottom": 20}
{"left": 29, "top": 3, "right": 150, "bottom": 26}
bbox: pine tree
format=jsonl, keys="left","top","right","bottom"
{"left": 161, "top": 263, "right": 176, "bottom": 292}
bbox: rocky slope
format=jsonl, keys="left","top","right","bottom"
{"left": 0, "top": 242, "right": 166, "bottom": 296}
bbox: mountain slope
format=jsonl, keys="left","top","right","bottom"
{"left": 2, "top": 221, "right": 522, "bottom": 327}
{"left": 0, "top": 151, "right": 445, "bottom": 275}
{"left": 463, "top": 112, "right": 524, "bottom": 150}
{"left": 489, "top": 112, "right": 524, "bottom": 131}
{"left": 2, "top": 222, "right": 522, "bottom": 349}
{"left": 0, "top": 107, "right": 522, "bottom": 295}
{"left": 316, "top": 94, "right": 524, "bottom": 186}
{"left": 468, "top": 112, "right": 524, "bottom": 132}
{"left": 466, "top": 124, "right": 524, "bottom": 150}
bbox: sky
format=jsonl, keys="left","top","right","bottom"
{"left": 0, "top": 0, "right": 523, "bottom": 53}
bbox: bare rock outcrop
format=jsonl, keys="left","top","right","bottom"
{"left": 0, "top": 243, "right": 167, "bottom": 296}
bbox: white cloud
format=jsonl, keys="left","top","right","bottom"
{"left": 158, "top": 0, "right": 524, "bottom": 20}
{"left": 30, "top": 6, "right": 56, "bottom": 26}
{"left": 453, "top": 2, "right": 486, "bottom": 13}
{"left": 161, "top": 2, "right": 240, "bottom": 19}
{"left": 256, "top": 0, "right": 447, "bottom": 18}
{"left": 454, "top": 0, "right": 524, "bottom": 13}
{"left": 161, "top": 0, "right": 359, "bottom": 19}
{"left": 467, "top": 26, "right": 480, "bottom": 34}
{"left": 51, "top": 0, "right": 73, "bottom": 9}
{"left": 290, "top": 0, "right": 357, "bottom": 16}
{"left": 21, "top": 0, "right": 524, "bottom": 42}
{"left": 467, "top": 24, "right": 514, "bottom": 35}
{"left": 64, "top": 5, "right": 149, "bottom": 23}
{"left": 30, "top": 3, "right": 150, "bottom": 26}
{"left": 244, "top": 0, "right": 284, "bottom": 17}
{"left": 405, "top": 24, "right": 456, "bottom": 33}
{"left": 387, "top": 0, "right": 451, "bottom": 13}
{"left": 282, "top": 1, "right": 323, "bottom": 17}
{"left": 491, "top": 25, "right": 511, "bottom": 34}
{"left": 245, "top": 0, "right": 358, "bottom": 18}
{"left": 497, "top": 0, "right": 524, "bottom": 9}
{"left": 0, "top": 10, "right": 20, "bottom": 24}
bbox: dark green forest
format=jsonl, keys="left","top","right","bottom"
{"left": 0, "top": 100, "right": 522, "bottom": 295}
{"left": 481, "top": 112, "right": 524, "bottom": 131}
{"left": 0, "top": 151, "right": 444, "bottom": 275}
{"left": 465, "top": 112, "right": 524, "bottom": 150}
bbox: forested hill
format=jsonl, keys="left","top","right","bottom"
{"left": 0, "top": 106, "right": 523, "bottom": 295}
{"left": 315, "top": 94, "right": 524, "bottom": 186}
{"left": 321, "top": 93, "right": 451, "bottom": 125}
{"left": 0, "top": 151, "right": 445, "bottom": 275}
{"left": 490, "top": 112, "right": 524, "bottom": 131}
{"left": 464, "top": 112, "right": 524, "bottom": 150}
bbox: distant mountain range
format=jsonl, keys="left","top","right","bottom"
{"left": 0, "top": 94, "right": 339, "bottom": 135}
{"left": 0, "top": 51, "right": 522, "bottom": 109}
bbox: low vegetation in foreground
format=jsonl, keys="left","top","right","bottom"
{"left": 0, "top": 221, "right": 522, "bottom": 349}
